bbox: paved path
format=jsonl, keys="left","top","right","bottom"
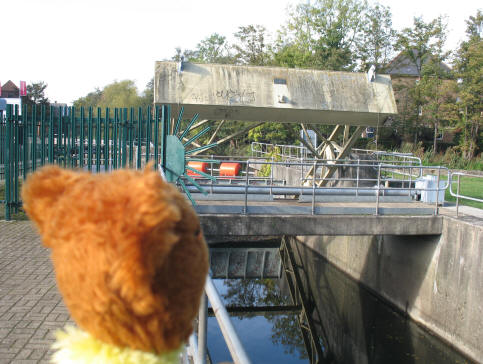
{"left": 0, "top": 221, "right": 72, "bottom": 364}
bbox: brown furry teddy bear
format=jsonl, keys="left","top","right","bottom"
{"left": 22, "top": 165, "right": 209, "bottom": 363}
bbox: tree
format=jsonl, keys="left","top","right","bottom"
{"left": 418, "top": 61, "right": 458, "bottom": 153}
{"left": 233, "top": 25, "right": 271, "bottom": 66}
{"left": 454, "top": 10, "right": 483, "bottom": 159}
{"left": 395, "top": 16, "right": 448, "bottom": 77}
{"left": 172, "top": 33, "right": 233, "bottom": 64}
{"left": 73, "top": 80, "right": 144, "bottom": 110}
{"left": 358, "top": 3, "right": 396, "bottom": 71}
{"left": 139, "top": 78, "right": 154, "bottom": 108}
{"left": 195, "top": 33, "right": 233, "bottom": 64}
{"left": 73, "top": 88, "right": 103, "bottom": 109}
{"left": 274, "top": 0, "right": 369, "bottom": 71}
{"left": 25, "top": 81, "right": 49, "bottom": 105}
{"left": 394, "top": 16, "right": 450, "bottom": 149}
{"left": 248, "top": 123, "right": 299, "bottom": 145}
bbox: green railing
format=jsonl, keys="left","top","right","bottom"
{"left": 1, "top": 104, "right": 171, "bottom": 220}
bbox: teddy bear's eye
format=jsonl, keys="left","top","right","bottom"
{"left": 194, "top": 229, "right": 201, "bottom": 237}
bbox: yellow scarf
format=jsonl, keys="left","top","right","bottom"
{"left": 51, "top": 326, "right": 182, "bottom": 364}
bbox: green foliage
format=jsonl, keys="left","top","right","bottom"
{"left": 73, "top": 80, "right": 150, "bottom": 111}
{"left": 139, "top": 78, "right": 154, "bottom": 108}
{"left": 453, "top": 10, "right": 483, "bottom": 159}
{"left": 97, "top": 80, "right": 141, "bottom": 109}
{"left": 178, "top": 33, "right": 233, "bottom": 64}
{"left": 392, "top": 15, "right": 453, "bottom": 147}
{"left": 248, "top": 123, "right": 299, "bottom": 145}
{"left": 233, "top": 25, "right": 272, "bottom": 66}
{"left": 73, "top": 88, "right": 103, "bottom": 109}
{"left": 395, "top": 15, "right": 449, "bottom": 76}
{"left": 258, "top": 147, "right": 282, "bottom": 177}
{"left": 358, "top": 3, "right": 396, "bottom": 71}
{"left": 274, "top": 0, "right": 370, "bottom": 71}
{"left": 25, "top": 81, "right": 49, "bottom": 105}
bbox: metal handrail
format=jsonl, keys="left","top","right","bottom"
{"left": 449, "top": 172, "right": 483, "bottom": 216}
{"left": 182, "top": 159, "right": 450, "bottom": 216}
{"left": 188, "top": 276, "right": 252, "bottom": 364}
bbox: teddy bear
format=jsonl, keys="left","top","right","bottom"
{"left": 21, "top": 164, "right": 209, "bottom": 363}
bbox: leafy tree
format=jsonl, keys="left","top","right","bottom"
{"left": 172, "top": 33, "right": 233, "bottom": 64}
{"left": 248, "top": 123, "right": 299, "bottom": 145}
{"left": 358, "top": 3, "right": 396, "bottom": 71}
{"left": 97, "top": 80, "right": 141, "bottom": 109}
{"left": 139, "top": 78, "right": 154, "bottom": 108}
{"left": 195, "top": 33, "right": 233, "bottom": 64}
{"left": 274, "top": 0, "right": 369, "bottom": 71}
{"left": 25, "top": 81, "right": 49, "bottom": 105}
{"left": 395, "top": 16, "right": 448, "bottom": 77}
{"left": 233, "top": 25, "right": 272, "bottom": 66}
{"left": 394, "top": 15, "right": 450, "bottom": 147}
{"left": 73, "top": 88, "right": 103, "bottom": 109}
{"left": 454, "top": 10, "right": 483, "bottom": 159}
{"left": 418, "top": 62, "right": 458, "bottom": 153}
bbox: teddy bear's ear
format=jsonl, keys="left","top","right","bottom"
{"left": 21, "top": 166, "right": 78, "bottom": 234}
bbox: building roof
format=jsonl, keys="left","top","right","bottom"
{"left": 382, "top": 50, "right": 451, "bottom": 77}
{"left": 1, "top": 80, "right": 19, "bottom": 92}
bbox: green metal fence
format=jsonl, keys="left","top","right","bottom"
{"left": 1, "top": 103, "right": 173, "bottom": 220}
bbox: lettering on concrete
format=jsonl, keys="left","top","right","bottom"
{"left": 216, "top": 89, "right": 256, "bottom": 104}
{"left": 190, "top": 89, "right": 256, "bottom": 105}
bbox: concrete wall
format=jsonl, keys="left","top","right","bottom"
{"left": 295, "top": 216, "right": 483, "bottom": 362}
{"left": 285, "top": 237, "right": 471, "bottom": 363}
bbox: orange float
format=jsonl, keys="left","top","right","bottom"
{"left": 219, "top": 162, "right": 241, "bottom": 177}
{"left": 187, "top": 161, "right": 209, "bottom": 177}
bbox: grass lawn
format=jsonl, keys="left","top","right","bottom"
{"left": 445, "top": 175, "right": 483, "bottom": 210}
{"left": 379, "top": 170, "right": 483, "bottom": 210}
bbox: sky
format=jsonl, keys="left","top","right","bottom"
{"left": 1, "top": 0, "right": 480, "bottom": 105}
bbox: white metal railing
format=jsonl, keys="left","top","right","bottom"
{"left": 251, "top": 142, "right": 422, "bottom": 166}
{"left": 449, "top": 171, "right": 483, "bottom": 216}
{"left": 251, "top": 142, "right": 309, "bottom": 161}
{"left": 181, "top": 159, "right": 450, "bottom": 216}
{"left": 187, "top": 276, "right": 252, "bottom": 364}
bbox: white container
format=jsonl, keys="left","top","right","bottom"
{"left": 415, "top": 175, "right": 445, "bottom": 203}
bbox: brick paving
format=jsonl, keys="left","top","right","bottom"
{"left": 0, "top": 221, "right": 73, "bottom": 364}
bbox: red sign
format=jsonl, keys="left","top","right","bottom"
{"left": 20, "top": 81, "right": 27, "bottom": 96}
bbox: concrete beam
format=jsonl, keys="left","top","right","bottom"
{"left": 200, "top": 214, "right": 443, "bottom": 236}
{"left": 155, "top": 62, "right": 397, "bottom": 126}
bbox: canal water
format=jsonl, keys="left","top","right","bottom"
{"left": 206, "top": 239, "right": 473, "bottom": 364}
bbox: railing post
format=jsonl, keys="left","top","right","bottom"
{"left": 244, "top": 161, "right": 249, "bottom": 214}
{"left": 375, "top": 164, "right": 381, "bottom": 215}
{"left": 356, "top": 158, "right": 360, "bottom": 197}
{"left": 456, "top": 174, "right": 461, "bottom": 217}
{"left": 312, "top": 161, "right": 316, "bottom": 215}
{"left": 210, "top": 154, "right": 214, "bottom": 195}
{"left": 197, "top": 294, "right": 207, "bottom": 364}
{"left": 409, "top": 165, "right": 413, "bottom": 197}
{"left": 435, "top": 167, "right": 440, "bottom": 215}
{"left": 270, "top": 156, "right": 274, "bottom": 196}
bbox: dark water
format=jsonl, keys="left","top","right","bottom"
{"left": 207, "top": 239, "right": 474, "bottom": 364}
